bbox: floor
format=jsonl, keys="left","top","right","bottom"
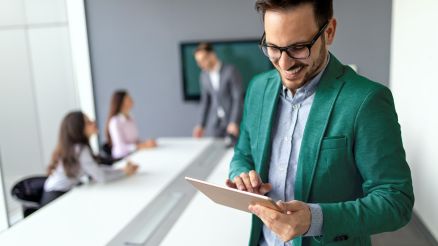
{"left": 372, "top": 214, "right": 437, "bottom": 246}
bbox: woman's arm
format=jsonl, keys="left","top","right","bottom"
{"left": 79, "top": 147, "right": 125, "bottom": 183}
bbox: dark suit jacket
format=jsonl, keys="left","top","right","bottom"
{"left": 198, "top": 63, "right": 243, "bottom": 132}
{"left": 229, "top": 54, "right": 414, "bottom": 246}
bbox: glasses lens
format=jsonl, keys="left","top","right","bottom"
{"left": 286, "top": 46, "right": 310, "bottom": 59}
{"left": 261, "top": 45, "right": 281, "bottom": 61}
{"left": 261, "top": 44, "right": 310, "bottom": 61}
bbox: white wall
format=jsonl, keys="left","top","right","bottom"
{"left": 0, "top": 0, "right": 95, "bottom": 223}
{"left": 390, "top": 0, "right": 438, "bottom": 239}
{"left": 0, "top": 150, "right": 9, "bottom": 232}
{"left": 0, "top": 6, "right": 47, "bottom": 215}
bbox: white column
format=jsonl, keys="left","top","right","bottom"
{"left": 66, "top": 0, "right": 98, "bottom": 152}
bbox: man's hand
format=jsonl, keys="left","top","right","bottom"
{"left": 193, "top": 126, "right": 204, "bottom": 138}
{"left": 249, "top": 200, "right": 311, "bottom": 242}
{"left": 226, "top": 122, "right": 239, "bottom": 137}
{"left": 225, "top": 170, "right": 272, "bottom": 195}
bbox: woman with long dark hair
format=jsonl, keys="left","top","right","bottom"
{"left": 41, "top": 111, "right": 138, "bottom": 206}
{"left": 105, "top": 90, "right": 157, "bottom": 159}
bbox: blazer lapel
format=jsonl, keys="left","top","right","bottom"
{"left": 294, "top": 55, "right": 346, "bottom": 202}
{"left": 258, "top": 71, "right": 282, "bottom": 182}
{"left": 202, "top": 71, "right": 214, "bottom": 92}
{"left": 218, "top": 64, "right": 226, "bottom": 94}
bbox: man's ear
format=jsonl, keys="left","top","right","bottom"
{"left": 325, "top": 18, "right": 337, "bottom": 45}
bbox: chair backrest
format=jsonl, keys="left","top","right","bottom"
{"left": 102, "top": 142, "right": 112, "bottom": 157}
{"left": 11, "top": 176, "right": 47, "bottom": 203}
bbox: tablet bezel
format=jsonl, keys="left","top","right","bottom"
{"left": 185, "top": 176, "right": 281, "bottom": 213}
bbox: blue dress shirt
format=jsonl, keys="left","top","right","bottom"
{"left": 260, "top": 56, "right": 329, "bottom": 246}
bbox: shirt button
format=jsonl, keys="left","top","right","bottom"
{"left": 293, "top": 104, "right": 300, "bottom": 110}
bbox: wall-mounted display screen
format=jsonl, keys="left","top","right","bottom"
{"left": 180, "top": 39, "right": 273, "bottom": 101}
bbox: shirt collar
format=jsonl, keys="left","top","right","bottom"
{"left": 210, "top": 61, "right": 222, "bottom": 74}
{"left": 281, "top": 53, "right": 330, "bottom": 99}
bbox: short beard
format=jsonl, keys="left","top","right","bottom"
{"left": 304, "top": 40, "right": 328, "bottom": 83}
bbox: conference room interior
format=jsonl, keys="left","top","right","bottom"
{"left": 0, "top": 0, "right": 437, "bottom": 245}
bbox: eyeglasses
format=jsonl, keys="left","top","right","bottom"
{"left": 259, "top": 21, "right": 329, "bottom": 61}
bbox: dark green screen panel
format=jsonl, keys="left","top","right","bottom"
{"left": 180, "top": 40, "right": 273, "bottom": 101}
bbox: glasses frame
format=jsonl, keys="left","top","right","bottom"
{"left": 259, "top": 21, "right": 329, "bottom": 61}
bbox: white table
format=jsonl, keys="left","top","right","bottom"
{"left": 0, "top": 138, "right": 213, "bottom": 246}
{"left": 161, "top": 149, "right": 252, "bottom": 246}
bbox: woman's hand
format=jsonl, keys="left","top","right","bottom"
{"left": 123, "top": 161, "right": 139, "bottom": 176}
{"left": 138, "top": 139, "right": 157, "bottom": 149}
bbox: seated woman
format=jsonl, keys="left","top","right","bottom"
{"left": 41, "top": 111, "right": 138, "bottom": 206}
{"left": 106, "top": 90, "right": 157, "bottom": 159}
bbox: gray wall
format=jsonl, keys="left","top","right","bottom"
{"left": 332, "top": 0, "right": 392, "bottom": 84}
{"left": 85, "top": 0, "right": 392, "bottom": 140}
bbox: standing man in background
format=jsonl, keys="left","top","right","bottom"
{"left": 227, "top": 0, "right": 414, "bottom": 245}
{"left": 192, "top": 43, "right": 243, "bottom": 140}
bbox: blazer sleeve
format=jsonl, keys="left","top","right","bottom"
{"left": 198, "top": 73, "right": 211, "bottom": 128}
{"left": 228, "top": 79, "right": 256, "bottom": 180}
{"left": 319, "top": 87, "right": 414, "bottom": 243}
{"left": 228, "top": 66, "right": 244, "bottom": 125}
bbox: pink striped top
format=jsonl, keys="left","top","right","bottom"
{"left": 109, "top": 114, "right": 139, "bottom": 158}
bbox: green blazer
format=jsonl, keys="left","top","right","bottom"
{"left": 229, "top": 54, "right": 414, "bottom": 246}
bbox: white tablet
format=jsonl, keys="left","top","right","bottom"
{"left": 185, "top": 176, "right": 281, "bottom": 213}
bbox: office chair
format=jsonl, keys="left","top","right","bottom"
{"left": 98, "top": 142, "right": 123, "bottom": 166}
{"left": 11, "top": 176, "right": 47, "bottom": 217}
{"left": 101, "top": 142, "right": 112, "bottom": 158}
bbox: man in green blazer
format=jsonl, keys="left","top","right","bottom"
{"left": 227, "top": 1, "right": 414, "bottom": 245}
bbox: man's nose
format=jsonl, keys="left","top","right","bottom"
{"left": 277, "top": 51, "right": 296, "bottom": 70}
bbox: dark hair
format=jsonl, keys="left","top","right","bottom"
{"left": 47, "top": 111, "right": 91, "bottom": 177}
{"left": 105, "top": 90, "right": 128, "bottom": 146}
{"left": 255, "top": 0, "right": 333, "bottom": 27}
{"left": 194, "top": 42, "right": 214, "bottom": 54}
